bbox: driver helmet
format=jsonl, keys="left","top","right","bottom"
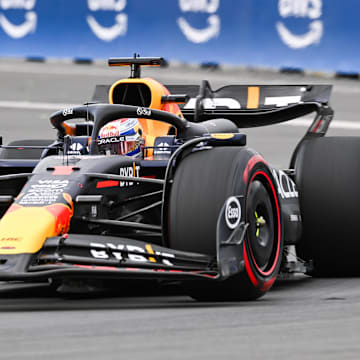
{"left": 97, "top": 118, "right": 144, "bottom": 157}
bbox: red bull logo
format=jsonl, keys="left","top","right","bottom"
{"left": 99, "top": 123, "right": 121, "bottom": 138}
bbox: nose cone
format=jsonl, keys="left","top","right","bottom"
{"left": 0, "top": 199, "right": 73, "bottom": 255}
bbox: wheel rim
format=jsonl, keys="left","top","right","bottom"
{"left": 245, "top": 172, "right": 281, "bottom": 276}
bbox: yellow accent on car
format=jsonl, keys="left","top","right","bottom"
{"left": 0, "top": 207, "right": 59, "bottom": 254}
{"left": 255, "top": 211, "right": 260, "bottom": 237}
{"left": 145, "top": 244, "right": 156, "bottom": 263}
{"left": 210, "top": 133, "right": 235, "bottom": 140}
{"left": 247, "top": 86, "right": 260, "bottom": 109}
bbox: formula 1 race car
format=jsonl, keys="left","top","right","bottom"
{"left": 0, "top": 56, "right": 355, "bottom": 301}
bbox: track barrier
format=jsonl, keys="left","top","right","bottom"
{"left": 0, "top": 0, "right": 359, "bottom": 73}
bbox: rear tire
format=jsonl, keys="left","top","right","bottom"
{"left": 168, "top": 147, "right": 283, "bottom": 300}
{"left": 0, "top": 139, "right": 53, "bottom": 159}
{"left": 296, "top": 137, "right": 360, "bottom": 275}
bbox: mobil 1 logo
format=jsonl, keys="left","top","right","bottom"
{"left": 225, "top": 196, "right": 241, "bottom": 230}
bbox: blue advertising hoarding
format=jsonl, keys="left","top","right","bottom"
{"left": 0, "top": 0, "right": 358, "bottom": 72}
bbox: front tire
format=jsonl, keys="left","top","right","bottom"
{"left": 168, "top": 147, "right": 283, "bottom": 300}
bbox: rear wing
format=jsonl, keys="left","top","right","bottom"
{"left": 92, "top": 81, "right": 332, "bottom": 127}
{"left": 166, "top": 83, "right": 332, "bottom": 109}
{"left": 166, "top": 81, "right": 332, "bottom": 126}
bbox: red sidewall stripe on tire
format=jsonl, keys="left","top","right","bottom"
{"left": 243, "top": 154, "right": 268, "bottom": 184}
{"left": 244, "top": 170, "right": 281, "bottom": 287}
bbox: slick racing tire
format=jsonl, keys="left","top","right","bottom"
{"left": 296, "top": 137, "right": 360, "bottom": 276}
{"left": 0, "top": 139, "right": 53, "bottom": 159}
{"left": 168, "top": 147, "right": 283, "bottom": 301}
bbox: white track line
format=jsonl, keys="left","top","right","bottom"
{"left": 282, "top": 118, "right": 360, "bottom": 130}
{"left": 329, "top": 121, "right": 360, "bottom": 130}
{"left": 0, "top": 100, "right": 78, "bottom": 111}
{"left": 1, "top": 100, "right": 360, "bottom": 130}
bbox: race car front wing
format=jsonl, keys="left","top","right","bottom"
{"left": 0, "top": 199, "right": 248, "bottom": 282}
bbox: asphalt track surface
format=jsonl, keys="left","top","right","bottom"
{"left": 0, "top": 60, "right": 360, "bottom": 359}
